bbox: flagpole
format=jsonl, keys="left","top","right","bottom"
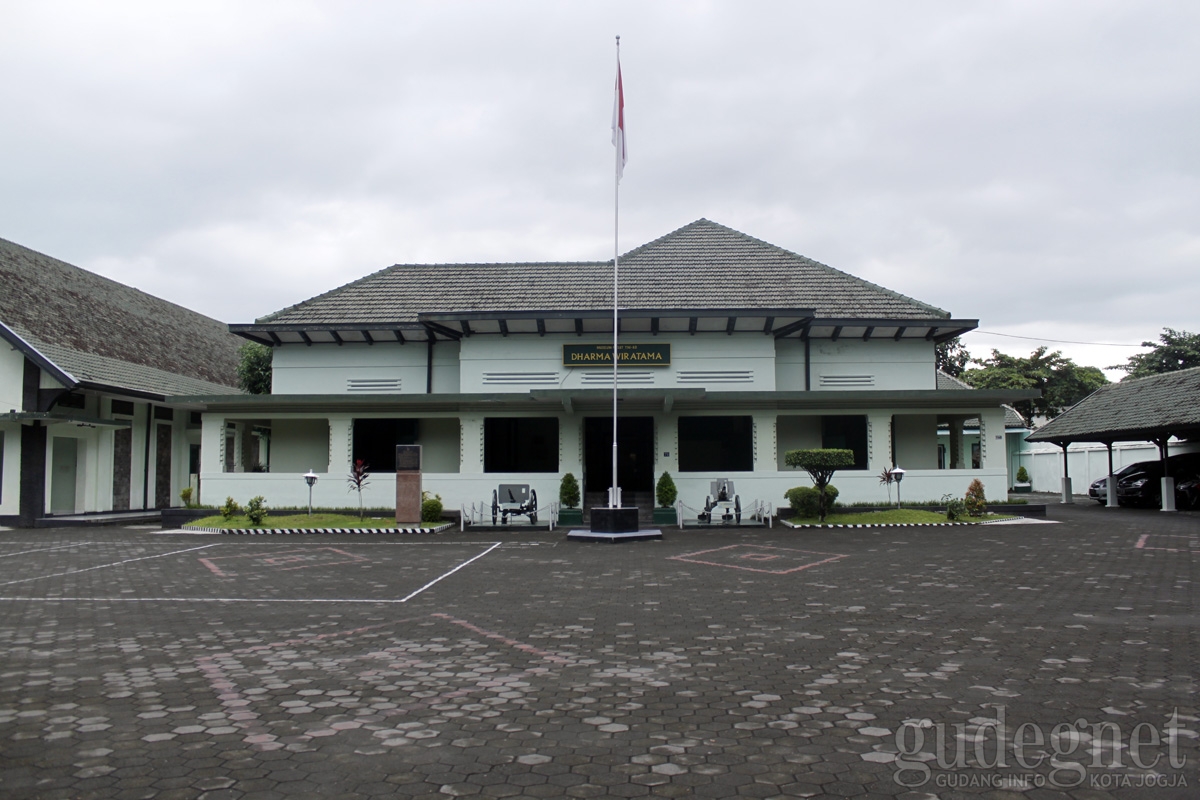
{"left": 610, "top": 34, "right": 621, "bottom": 509}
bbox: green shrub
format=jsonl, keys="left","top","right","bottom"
{"left": 784, "top": 449, "right": 854, "bottom": 522}
{"left": 655, "top": 472, "right": 678, "bottom": 508}
{"left": 965, "top": 479, "right": 988, "bottom": 517}
{"left": 421, "top": 493, "right": 443, "bottom": 523}
{"left": 245, "top": 496, "right": 268, "bottom": 526}
{"left": 179, "top": 487, "right": 194, "bottom": 509}
{"left": 559, "top": 473, "right": 581, "bottom": 509}
{"left": 785, "top": 485, "right": 839, "bottom": 518}
{"left": 942, "top": 493, "right": 967, "bottom": 521}
{"left": 1015, "top": 466, "right": 1030, "bottom": 484}
{"left": 219, "top": 497, "right": 241, "bottom": 521}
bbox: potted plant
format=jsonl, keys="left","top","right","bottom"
{"left": 1013, "top": 465, "right": 1032, "bottom": 493}
{"left": 652, "top": 471, "right": 678, "bottom": 525}
{"left": 558, "top": 473, "right": 583, "bottom": 525}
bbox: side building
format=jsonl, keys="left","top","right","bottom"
{"left": 182, "top": 220, "right": 1036, "bottom": 515}
{"left": 0, "top": 238, "right": 244, "bottom": 526}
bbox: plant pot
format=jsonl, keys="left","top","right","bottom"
{"left": 1012, "top": 483, "right": 1032, "bottom": 493}
{"left": 652, "top": 507, "right": 678, "bottom": 525}
{"left": 558, "top": 508, "right": 584, "bottom": 525}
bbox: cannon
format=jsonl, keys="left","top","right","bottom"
{"left": 698, "top": 479, "right": 740, "bottom": 524}
{"left": 492, "top": 484, "right": 538, "bottom": 524}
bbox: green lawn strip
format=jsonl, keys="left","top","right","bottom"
{"left": 187, "top": 513, "right": 403, "bottom": 530}
{"left": 788, "top": 509, "right": 1016, "bottom": 526}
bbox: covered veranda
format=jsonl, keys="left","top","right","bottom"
{"left": 1025, "top": 367, "right": 1200, "bottom": 510}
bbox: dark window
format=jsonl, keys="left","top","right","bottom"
{"left": 110, "top": 400, "right": 135, "bottom": 417}
{"left": 353, "top": 419, "right": 418, "bottom": 473}
{"left": 154, "top": 406, "right": 175, "bottom": 421}
{"left": 190, "top": 412, "right": 202, "bottom": 426}
{"left": 484, "top": 418, "right": 558, "bottom": 473}
{"left": 678, "top": 416, "right": 753, "bottom": 472}
{"left": 58, "top": 393, "right": 86, "bottom": 410}
{"left": 821, "top": 415, "right": 868, "bottom": 469}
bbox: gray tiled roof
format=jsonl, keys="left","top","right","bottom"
{"left": 1026, "top": 366, "right": 1200, "bottom": 443}
{"left": 259, "top": 219, "right": 950, "bottom": 325}
{"left": 935, "top": 371, "right": 1026, "bottom": 428}
{"left": 0, "top": 237, "right": 242, "bottom": 394}
{"left": 24, "top": 335, "right": 240, "bottom": 397}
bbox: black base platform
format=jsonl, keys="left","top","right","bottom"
{"left": 567, "top": 506, "right": 662, "bottom": 541}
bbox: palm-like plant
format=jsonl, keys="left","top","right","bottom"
{"left": 879, "top": 467, "right": 894, "bottom": 505}
{"left": 347, "top": 459, "right": 371, "bottom": 520}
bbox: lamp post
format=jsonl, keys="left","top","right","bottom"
{"left": 303, "top": 470, "right": 318, "bottom": 516}
{"left": 889, "top": 466, "right": 906, "bottom": 508}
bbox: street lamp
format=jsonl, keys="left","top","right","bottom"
{"left": 889, "top": 466, "right": 906, "bottom": 508}
{"left": 303, "top": 469, "right": 318, "bottom": 516}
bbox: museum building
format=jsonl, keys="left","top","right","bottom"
{"left": 185, "top": 219, "right": 1034, "bottom": 516}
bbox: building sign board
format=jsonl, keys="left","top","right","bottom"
{"left": 562, "top": 343, "right": 671, "bottom": 367}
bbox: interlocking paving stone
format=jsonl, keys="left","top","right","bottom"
{"left": 0, "top": 505, "right": 1198, "bottom": 797}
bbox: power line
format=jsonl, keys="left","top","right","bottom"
{"left": 966, "top": 330, "right": 1143, "bottom": 348}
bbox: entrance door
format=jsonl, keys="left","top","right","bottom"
{"left": 50, "top": 437, "right": 78, "bottom": 514}
{"left": 584, "top": 417, "right": 654, "bottom": 495}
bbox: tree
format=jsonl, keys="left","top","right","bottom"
{"left": 783, "top": 449, "right": 854, "bottom": 523}
{"left": 1112, "top": 328, "right": 1200, "bottom": 379}
{"left": 962, "top": 347, "right": 1107, "bottom": 427}
{"left": 935, "top": 336, "right": 971, "bottom": 378}
{"left": 559, "top": 472, "right": 581, "bottom": 509}
{"left": 237, "top": 342, "right": 272, "bottom": 395}
{"left": 655, "top": 472, "right": 678, "bottom": 508}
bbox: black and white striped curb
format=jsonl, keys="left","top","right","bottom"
{"left": 181, "top": 523, "right": 454, "bottom": 535}
{"left": 781, "top": 520, "right": 982, "bottom": 529}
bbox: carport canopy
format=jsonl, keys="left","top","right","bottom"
{"left": 1025, "top": 366, "right": 1200, "bottom": 485}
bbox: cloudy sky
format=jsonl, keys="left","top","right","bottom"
{"left": 4, "top": 1, "right": 1197, "bottom": 378}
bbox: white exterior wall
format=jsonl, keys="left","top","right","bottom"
{"left": 272, "top": 342, "right": 462, "bottom": 395}
{"left": 460, "top": 333, "right": 776, "bottom": 393}
{"left": 0, "top": 345, "right": 21, "bottom": 515}
{"left": 894, "top": 415, "right": 939, "bottom": 469}
{"left": 776, "top": 338, "right": 937, "bottom": 392}
{"left": 0, "top": 424, "right": 17, "bottom": 517}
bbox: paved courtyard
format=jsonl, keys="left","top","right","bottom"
{"left": 0, "top": 504, "right": 1197, "bottom": 799}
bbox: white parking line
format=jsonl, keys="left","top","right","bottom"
{"left": 0, "top": 543, "right": 91, "bottom": 559}
{"left": 0, "top": 544, "right": 219, "bottom": 587}
{"left": 400, "top": 541, "right": 502, "bottom": 602}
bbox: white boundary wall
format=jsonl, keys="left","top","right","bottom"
{"left": 1015, "top": 441, "right": 1200, "bottom": 495}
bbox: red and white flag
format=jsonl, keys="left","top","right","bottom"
{"left": 611, "top": 60, "right": 627, "bottom": 181}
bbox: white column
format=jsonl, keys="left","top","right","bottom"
{"left": 459, "top": 416, "right": 484, "bottom": 474}
{"left": 328, "top": 416, "right": 353, "bottom": 477}
{"left": 865, "top": 411, "right": 893, "bottom": 474}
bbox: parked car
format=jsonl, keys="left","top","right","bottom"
{"left": 1177, "top": 473, "right": 1200, "bottom": 510}
{"left": 1088, "top": 462, "right": 1147, "bottom": 504}
{"left": 1115, "top": 454, "right": 1200, "bottom": 508}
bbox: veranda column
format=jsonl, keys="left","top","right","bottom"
{"left": 459, "top": 416, "right": 484, "bottom": 474}
{"left": 1059, "top": 442, "right": 1074, "bottom": 504}
{"left": 865, "top": 411, "right": 893, "bottom": 474}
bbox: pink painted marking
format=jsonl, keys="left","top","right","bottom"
{"left": 1135, "top": 533, "right": 1200, "bottom": 553}
{"left": 431, "top": 612, "right": 578, "bottom": 666}
{"left": 199, "top": 547, "right": 369, "bottom": 577}
{"left": 198, "top": 558, "right": 229, "bottom": 578}
{"left": 740, "top": 554, "right": 781, "bottom": 562}
{"left": 670, "top": 544, "right": 848, "bottom": 575}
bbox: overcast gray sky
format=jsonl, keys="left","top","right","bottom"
{"left": 3, "top": 1, "right": 1197, "bottom": 378}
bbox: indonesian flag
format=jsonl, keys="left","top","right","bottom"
{"left": 612, "top": 61, "right": 627, "bottom": 181}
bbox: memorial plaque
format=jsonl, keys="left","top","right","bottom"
{"left": 395, "top": 445, "right": 422, "bottom": 472}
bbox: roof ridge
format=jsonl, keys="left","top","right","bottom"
{"left": 618, "top": 219, "right": 949, "bottom": 319}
